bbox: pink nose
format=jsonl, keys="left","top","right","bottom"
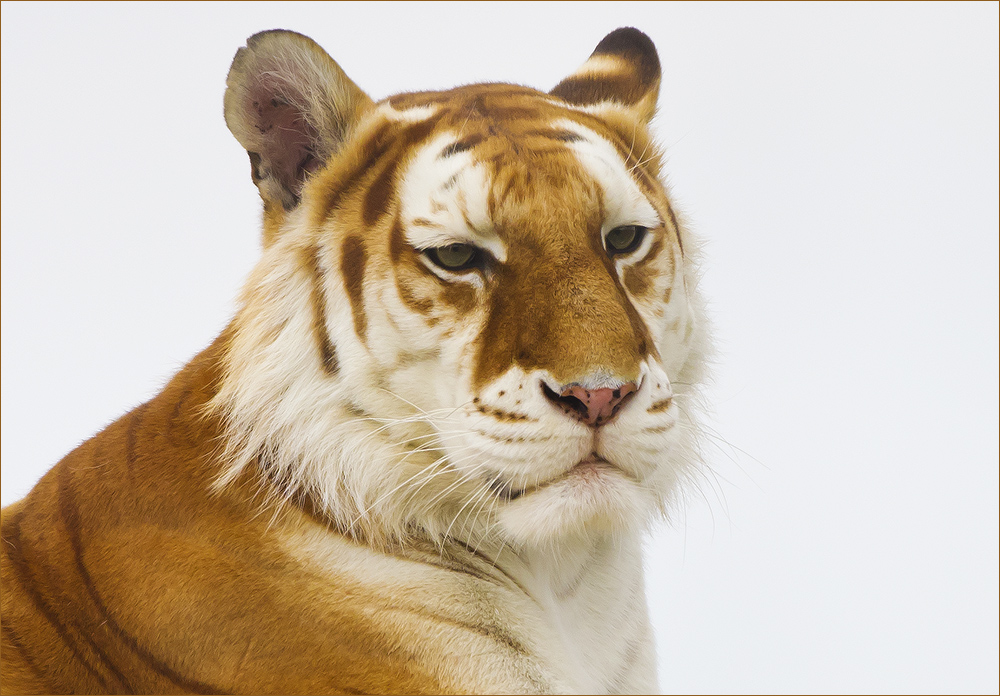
{"left": 543, "top": 382, "right": 638, "bottom": 427}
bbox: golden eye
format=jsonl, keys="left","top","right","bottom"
{"left": 605, "top": 225, "right": 647, "bottom": 256}
{"left": 425, "top": 243, "right": 482, "bottom": 271}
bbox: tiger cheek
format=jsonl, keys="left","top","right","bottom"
{"left": 395, "top": 273, "right": 437, "bottom": 319}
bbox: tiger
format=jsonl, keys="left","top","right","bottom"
{"left": 0, "top": 26, "right": 709, "bottom": 695}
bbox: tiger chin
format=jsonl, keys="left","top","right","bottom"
{"left": 1, "top": 27, "right": 709, "bottom": 695}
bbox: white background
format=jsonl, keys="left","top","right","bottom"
{"left": 2, "top": 3, "right": 997, "bottom": 693}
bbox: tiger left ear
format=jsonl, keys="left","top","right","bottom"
{"left": 550, "top": 27, "right": 661, "bottom": 124}
{"left": 224, "top": 30, "right": 374, "bottom": 215}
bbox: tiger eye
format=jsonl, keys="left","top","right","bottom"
{"left": 605, "top": 225, "right": 647, "bottom": 256}
{"left": 427, "top": 243, "right": 479, "bottom": 271}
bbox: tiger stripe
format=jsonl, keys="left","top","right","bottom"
{"left": 57, "top": 464, "right": 219, "bottom": 694}
{"left": 305, "top": 246, "right": 339, "bottom": 374}
{"left": 2, "top": 622, "right": 46, "bottom": 685}
{"left": 3, "top": 509, "right": 121, "bottom": 693}
{"left": 340, "top": 235, "right": 368, "bottom": 343}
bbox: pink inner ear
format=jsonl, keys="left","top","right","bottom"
{"left": 246, "top": 77, "right": 321, "bottom": 202}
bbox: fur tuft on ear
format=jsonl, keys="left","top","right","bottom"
{"left": 550, "top": 27, "right": 661, "bottom": 123}
{"left": 224, "top": 30, "right": 373, "bottom": 214}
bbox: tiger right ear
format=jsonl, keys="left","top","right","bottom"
{"left": 550, "top": 27, "right": 661, "bottom": 124}
{"left": 224, "top": 30, "right": 374, "bottom": 213}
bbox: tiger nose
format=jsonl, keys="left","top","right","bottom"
{"left": 542, "top": 382, "right": 638, "bottom": 427}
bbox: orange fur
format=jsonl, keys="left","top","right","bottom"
{"left": 2, "top": 336, "right": 449, "bottom": 693}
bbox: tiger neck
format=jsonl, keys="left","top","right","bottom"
{"left": 439, "top": 529, "right": 655, "bottom": 692}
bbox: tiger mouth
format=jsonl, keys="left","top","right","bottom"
{"left": 485, "top": 454, "right": 617, "bottom": 501}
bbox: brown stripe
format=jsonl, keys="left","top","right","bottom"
{"left": 648, "top": 398, "right": 672, "bottom": 413}
{"left": 666, "top": 204, "right": 683, "bottom": 254}
{"left": 382, "top": 602, "right": 530, "bottom": 658}
{"left": 608, "top": 133, "right": 668, "bottom": 209}
{"left": 340, "top": 235, "right": 368, "bottom": 343}
{"left": 608, "top": 635, "right": 644, "bottom": 692}
{"left": 166, "top": 386, "right": 193, "bottom": 446}
{"left": 524, "top": 128, "right": 583, "bottom": 143}
{"left": 57, "top": 465, "right": 219, "bottom": 694}
{"left": 2, "top": 622, "right": 48, "bottom": 684}
{"left": 395, "top": 276, "right": 435, "bottom": 315}
{"left": 552, "top": 73, "right": 646, "bottom": 107}
{"left": 124, "top": 402, "right": 147, "bottom": 475}
{"left": 439, "top": 132, "right": 485, "bottom": 158}
{"left": 474, "top": 104, "right": 541, "bottom": 121}
{"left": 493, "top": 170, "right": 522, "bottom": 213}
{"left": 388, "top": 215, "right": 407, "bottom": 264}
{"left": 2, "top": 508, "right": 116, "bottom": 692}
{"left": 554, "top": 547, "right": 595, "bottom": 601}
{"left": 305, "top": 246, "right": 339, "bottom": 374}
{"left": 443, "top": 539, "right": 535, "bottom": 597}
{"left": 411, "top": 552, "right": 496, "bottom": 586}
{"left": 363, "top": 155, "right": 400, "bottom": 227}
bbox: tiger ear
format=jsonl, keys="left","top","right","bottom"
{"left": 550, "top": 27, "right": 661, "bottom": 124}
{"left": 224, "top": 30, "right": 374, "bottom": 212}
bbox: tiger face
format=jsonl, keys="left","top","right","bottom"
{"left": 215, "top": 28, "right": 708, "bottom": 550}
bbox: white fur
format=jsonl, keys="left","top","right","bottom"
{"left": 572, "top": 54, "right": 631, "bottom": 78}
{"left": 376, "top": 101, "right": 441, "bottom": 123}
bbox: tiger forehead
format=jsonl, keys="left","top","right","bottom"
{"left": 381, "top": 86, "right": 629, "bottom": 234}
{"left": 312, "top": 85, "right": 605, "bottom": 225}
{"left": 399, "top": 129, "right": 609, "bottom": 247}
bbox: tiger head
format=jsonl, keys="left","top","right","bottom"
{"left": 212, "top": 28, "right": 709, "bottom": 550}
